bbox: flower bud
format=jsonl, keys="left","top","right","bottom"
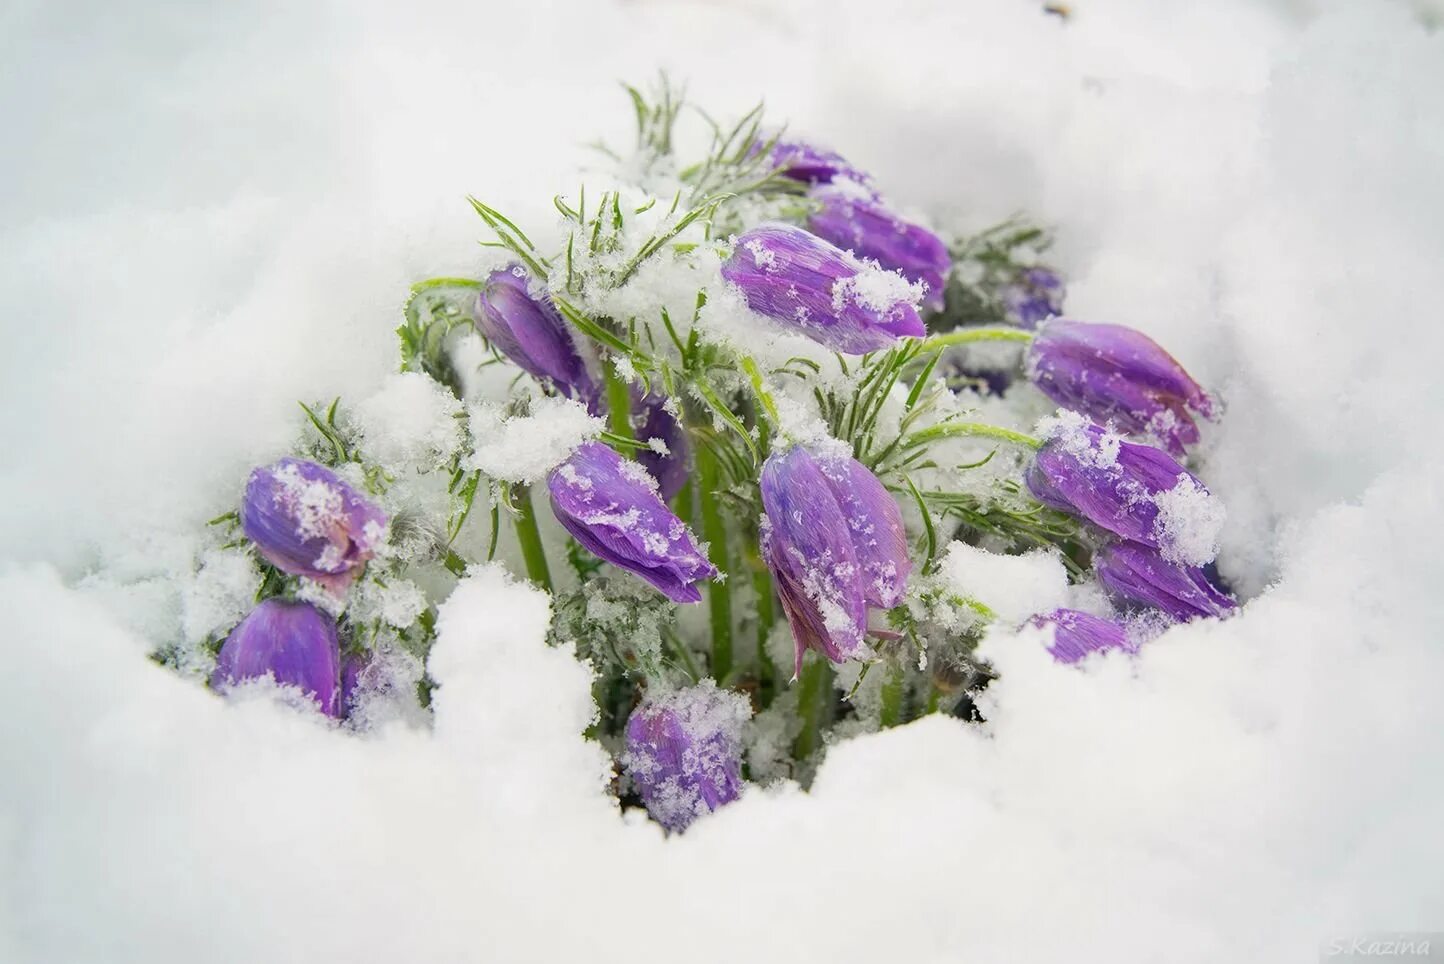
{"left": 1026, "top": 320, "right": 1214, "bottom": 456}
{"left": 1026, "top": 608, "right": 1134, "bottom": 663}
{"left": 806, "top": 186, "right": 952, "bottom": 312}
{"left": 474, "top": 265, "right": 597, "bottom": 405}
{"left": 721, "top": 223, "right": 926, "bottom": 355}
{"left": 760, "top": 447, "right": 911, "bottom": 676}
{"left": 1002, "top": 266, "right": 1065, "bottom": 328}
{"left": 548, "top": 441, "right": 716, "bottom": 603}
{"left": 241, "top": 458, "right": 387, "bottom": 595}
{"left": 1094, "top": 541, "right": 1237, "bottom": 623}
{"left": 757, "top": 138, "right": 870, "bottom": 186}
{"left": 1026, "top": 416, "right": 1223, "bottom": 566}
{"left": 210, "top": 599, "right": 342, "bottom": 717}
{"left": 622, "top": 681, "right": 750, "bottom": 832}
{"left": 631, "top": 391, "right": 689, "bottom": 503}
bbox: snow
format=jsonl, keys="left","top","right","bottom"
{"left": 4, "top": 1, "right": 1444, "bottom": 962}
{"left": 464, "top": 395, "right": 602, "bottom": 484}
{"left": 352, "top": 371, "right": 465, "bottom": 473}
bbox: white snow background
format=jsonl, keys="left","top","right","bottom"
{"left": 3, "top": 0, "right": 1443, "bottom": 961}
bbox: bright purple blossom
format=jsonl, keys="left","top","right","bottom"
{"left": 1026, "top": 319, "right": 1215, "bottom": 456}
{"left": 1027, "top": 608, "right": 1135, "bottom": 664}
{"left": 631, "top": 391, "right": 689, "bottom": 503}
{"left": 760, "top": 447, "right": 911, "bottom": 676}
{"left": 548, "top": 441, "right": 715, "bottom": 603}
{"left": 1026, "top": 418, "right": 1221, "bottom": 566}
{"left": 1003, "top": 266, "right": 1065, "bottom": 328}
{"left": 622, "top": 682, "right": 750, "bottom": 832}
{"left": 756, "top": 138, "right": 870, "bottom": 186}
{"left": 241, "top": 458, "right": 387, "bottom": 595}
{"left": 722, "top": 223, "right": 926, "bottom": 355}
{"left": 210, "top": 599, "right": 342, "bottom": 717}
{"left": 1095, "top": 541, "right": 1237, "bottom": 623}
{"left": 340, "top": 650, "right": 370, "bottom": 719}
{"left": 474, "top": 265, "right": 597, "bottom": 405}
{"left": 806, "top": 186, "right": 952, "bottom": 312}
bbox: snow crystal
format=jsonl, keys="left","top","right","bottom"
{"left": 464, "top": 395, "right": 602, "bottom": 484}
{"left": 179, "top": 546, "right": 260, "bottom": 645}
{"left": 830, "top": 258, "right": 924, "bottom": 314}
{"left": 347, "top": 575, "right": 428, "bottom": 630}
{"left": 935, "top": 541, "right": 1071, "bottom": 625}
{"left": 1153, "top": 475, "right": 1226, "bottom": 567}
{"left": 352, "top": 371, "right": 464, "bottom": 472}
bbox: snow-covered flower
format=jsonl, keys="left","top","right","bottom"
{"left": 547, "top": 441, "right": 716, "bottom": 603}
{"left": 210, "top": 599, "right": 342, "bottom": 717}
{"left": 1027, "top": 608, "right": 1135, "bottom": 664}
{"left": 1026, "top": 417, "right": 1223, "bottom": 566}
{"left": 805, "top": 185, "right": 952, "bottom": 312}
{"left": 1094, "top": 541, "right": 1237, "bottom": 623}
{"left": 622, "top": 681, "right": 750, "bottom": 832}
{"left": 631, "top": 390, "right": 689, "bottom": 503}
{"left": 474, "top": 264, "right": 597, "bottom": 406}
{"left": 241, "top": 458, "right": 387, "bottom": 595}
{"left": 1026, "top": 319, "right": 1215, "bottom": 456}
{"left": 1002, "top": 266, "right": 1065, "bottom": 328}
{"left": 759, "top": 446, "right": 910, "bottom": 676}
{"left": 755, "top": 137, "right": 870, "bottom": 186}
{"left": 720, "top": 222, "right": 926, "bottom": 355}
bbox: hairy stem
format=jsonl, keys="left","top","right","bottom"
{"left": 603, "top": 359, "right": 633, "bottom": 440}
{"left": 695, "top": 444, "right": 733, "bottom": 680}
{"left": 512, "top": 485, "right": 552, "bottom": 593}
{"left": 879, "top": 664, "right": 906, "bottom": 727}
{"left": 919, "top": 327, "right": 1035, "bottom": 352}
{"left": 903, "top": 421, "right": 1041, "bottom": 451}
{"left": 793, "top": 655, "right": 832, "bottom": 761}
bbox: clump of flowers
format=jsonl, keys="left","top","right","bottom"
{"left": 163, "top": 79, "right": 1239, "bottom": 833}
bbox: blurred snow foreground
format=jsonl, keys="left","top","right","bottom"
{"left": 3, "top": 0, "right": 1444, "bottom": 961}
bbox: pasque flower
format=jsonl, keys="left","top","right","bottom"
{"left": 630, "top": 391, "right": 689, "bottom": 503}
{"left": 806, "top": 185, "right": 952, "bottom": 312}
{"left": 760, "top": 446, "right": 911, "bottom": 676}
{"left": 1027, "top": 608, "right": 1135, "bottom": 664}
{"left": 1002, "top": 266, "right": 1065, "bottom": 328}
{"left": 242, "top": 458, "right": 388, "bottom": 595}
{"left": 757, "top": 138, "right": 870, "bottom": 186}
{"left": 1095, "top": 541, "right": 1237, "bottom": 623}
{"left": 1026, "top": 320, "right": 1215, "bottom": 456}
{"left": 622, "top": 681, "right": 750, "bottom": 832}
{"left": 721, "top": 223, "right": 926, "bottom": 355}
{"left": 210, "top": 599, "right": 342, "bottom": 717}
{"left": 548, "top": 441, "right": 715, "bottom": 603}
{"left": 474, "top": 265, "right": 597, "bottom": 405}
{"left": 1026, "top": 416, "right": 1223, "bottom": 566}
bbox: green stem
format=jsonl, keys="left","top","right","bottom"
{"left": 512, "top": 485, "right": 552, "bottom": 593}
{"left": 792, "top": 655, "right": 832, "bottom": 761}
{"left": 879, "top": 664, "right": 906, "bottom": 728}
{"left": 603, "top": 360, "right": 633, "bottom": 440}
{"left": 903, "top": 421, "right": 1041, "bottom": 451}
{"left": 695, "top": 443, "right": 733, "bottom": 681}
{"left": 753, "top": 563, "right": 777, "bottom": 704}
{"left": 919, "top": 327, "right": 1035, "bottom": 352}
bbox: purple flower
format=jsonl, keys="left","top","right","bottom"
{"left": 806, "top": 186, "right": 952, "bottom": 312}
{"left": 756, "top": 138, "right": 870, "bottom": 186}
{"left": 760, "top": 447, "right": 911, "bottom": 676}
{"left": 1026, "top": 417, "right": 1223, "bottom": 566}
{"left": 474, "top": 265, "right": 597, "bottom": 405}
{"left": 1095, "top": 541, "right": 1237, "bottom": 623}
{"left": 242, "top": 458, "right": 388, "bottom": 595}
{"left": 622, "top": 682, "right": 750, "bottom": 832}
{"left": 340, "top": 650, "right": 370, "bottom": 719}
{"left": 548, "top": 441, "right": 716, "bottom": 603}
{"left": 630, "top": 390, "right": 689, "bottom": 503}
{"left": 1002, "top": 266, "right": 1065, "bottom": 328}
{"left": 210, "top": 599, "right": 341, "bottom": 717}
{"left": 1026, "top": 319, "right": 1215, "bottom": 456}
{"left": 721, "top": 223, "right": 926, "bottom": 355}
{"left": 1027, "top": 608, "right": 1135, "bottom": 664}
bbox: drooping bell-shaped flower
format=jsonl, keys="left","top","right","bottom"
{"left": 631, "top": 390, "right": 689, "bottom": 503}
{"left": 760, "top": 446, "right": 911, "bottom": 676}
{"left": 210, "top": 599, "right": 342, "bottom": 717}
{"left": 1094, "top": 541, "right": 1237, "bottom": 623}
{"left": 1002, "top": 266, "right": 1065, "bottom": 328}
{"left": 241, "top": 458, "right": 388, "bottom": 595}
{"left": 1026, "top": 320, "right": 1215, "bottom": 456}
{"left": 1026, "top": 416, "right": 1224, "bottom": 567}
{"left": 806, "top": 185, "right": 952, "bottom": 312}
{"left": 721, "top": 223, "right": 926, "bottom": 355}
{"left": 548, "top": 441, "right": 716, "bottom": 603}
{"left": 339, "top": 649, "right": 371, "bottom": 720}
{"left": 474, "top": 265, "right": 597, "bottom": 405}
{"left": 622, "top": 681, "right": 751, "bottom": 833}
{"left": 756, "top": 137, "right": 871, "bottom": 186}
{"left": 1026, "top": 608, "right": 1135, "bottom": 664}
